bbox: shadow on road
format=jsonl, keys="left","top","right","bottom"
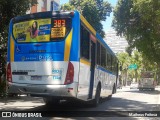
{"left": 12, "top": 96, "right": 158, "bottom": 119}
{"left": 23, "top": 97, "right": 111, "bottom": 111}
{"left": 0, "top": 91, "right": 159, "bottom": 119}
{"left": 122, "top": 89, "right": 160, "bottom": 95}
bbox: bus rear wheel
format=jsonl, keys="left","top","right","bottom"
{"left": 92, "top": 85, "right": 101, "bottom": 107}
{"left": 43, "top": 97, "right": 60, "bottom": 106}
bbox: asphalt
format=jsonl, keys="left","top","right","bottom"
{"left": 0, "top": 86, "right": 160, "bottom": 113}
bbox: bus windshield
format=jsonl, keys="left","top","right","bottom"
{"left": 13, "top": 18, "right": 71, "bottom": 43}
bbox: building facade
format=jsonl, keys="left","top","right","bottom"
{"left": 26, "top": 0, "right": 60, "bottom": 14}
{"left": 105, "top": 30, "right": 128, "bottom": 54}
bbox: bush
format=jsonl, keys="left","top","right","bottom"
{"left": 0, "top": 76, "right": 7, "bottom": 98}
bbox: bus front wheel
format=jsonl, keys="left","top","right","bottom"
{"left": 112, "top": 84, "right": 116, "bottom": 94}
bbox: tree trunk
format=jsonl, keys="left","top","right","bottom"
{"left": 156, "top": 63, "right": 160, "bottom": 85}
{"left": 135, "top": 69, "right": 138, "bottom": 82}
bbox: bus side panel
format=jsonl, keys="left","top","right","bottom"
{"left": 77, "top": 61, "right": 91, "bottom": 101}
{"left": 94, "top": 67, "right": 117, "bottom": 98}
{"left": 70, "top": 11, "right": 80, "bottom": 61}
{"left": 77, "top": 65, "right": 116, "bottom": 101}
{"left": 7, "top": 19, "right": 16, "bottom": 62}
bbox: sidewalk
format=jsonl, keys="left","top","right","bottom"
{"left": 156, "top": 87, "right": 160, "bottom": 105}
{"left": 117, "top": 85, "right": 160, "bottom": 103}
{"left": 156, "top": 85, "right": 160, "bottom": 88}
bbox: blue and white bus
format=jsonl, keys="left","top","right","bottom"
{"left": 7, "top": 11, "right": 119, "bottom": 106}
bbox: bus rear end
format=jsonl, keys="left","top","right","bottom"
{"left": 6, "top": 11, "right": 80, "bottom": 101}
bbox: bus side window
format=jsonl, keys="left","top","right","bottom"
{"left": 112, "top": 58, "right": 117, "bottom": 74}
{"left": 101, "top": 45, "right": 106, "bottom": 68}
{"left": 96, "top": 41, "right": 101, "bottom": 65}
{"left": 80, "top": 24, "right": 90, "bottom": 60}
{"left": 110, "top": 55, "right": 113, "bottom": 71}
{"left": 106, "top": 51, "right": 108, "bottom": 69}
{"left": 107, "top": 53, "right": 111, "bottom": 71}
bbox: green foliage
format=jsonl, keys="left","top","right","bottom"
{"left": 0, "top": 78, "right": 6, "bottom": 97}
{"left": 61, "top": 0, "right": 112, "bottom": 38}
{"left": 0, "top": 0, "right": 37, "bottom": 77}
{"left": 61, "top": 3, "right": 75, "bottom": 11}
{"left": 117, "top": 51, "right": 157, "bottom": 81}
{"left": 117, "top": 52, "right": 130, "bottom": 69}
{"left": 112, "top": 0, "right": 160, "bottom": 66}
{"left": 0, "top": 0, "right": 37, "bottom": 33}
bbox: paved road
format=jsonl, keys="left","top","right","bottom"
{"left": 0, "top": 87, "right": 160, "bottom": 120}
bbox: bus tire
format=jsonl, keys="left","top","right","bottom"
{"left": 112, "top": 84, "right": 116, "bottom": 94}
{"left": 92, "top": 84, "right": 101, "bottom": 107}
{"left": 43, "top": 97, "right": 59, "bottom": 106}
{"left": 108, "top": 95, "right": 112, "bottom": 100}
{"left": 108, "top": 84, "right": 115, "bottom": 100}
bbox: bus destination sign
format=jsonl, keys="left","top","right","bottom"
{"left": 51, "top": 27, "right": 66, "bottom": 38}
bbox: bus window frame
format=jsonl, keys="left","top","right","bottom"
{"left": 80, "top": 23, "right": 90, "bottom": 61}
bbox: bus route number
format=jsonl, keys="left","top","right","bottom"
{"left": 54, "top": 20, "right": 65, "bottom": 28}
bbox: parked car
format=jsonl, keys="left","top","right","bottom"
{"left": 130, "top": 82, "right": 138, "bottom": 89}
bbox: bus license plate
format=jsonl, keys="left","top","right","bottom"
{"left": 31, "top": 76, "right": 42, "bottom": 80}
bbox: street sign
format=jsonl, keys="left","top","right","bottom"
{"left": 128, "top": 64, "right": 137, "bottom": 70}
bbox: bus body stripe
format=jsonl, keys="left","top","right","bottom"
{"left": 64, "top": 29, "right": 73, "bottom": 61}
{"left": 80, "top": 59, "right": 91, "bottom": 66}
{"left": 10, "top": 36, "right": 14, "bottom": 62}
{"left": 80, "top": 15, "right": 96, "bottom": 36}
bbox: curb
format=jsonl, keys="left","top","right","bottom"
{"left": 158, "top": 88, "right": 160, "bottom": 104}
{"left": 158, "top": 95, "right": 160, "bottom": 104}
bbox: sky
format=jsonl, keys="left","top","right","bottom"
{"left": 60, "top": 0, "right": 118, "bottom": 32}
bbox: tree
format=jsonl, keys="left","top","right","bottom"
{"left": 113, "top": 0, "right": 160, "bottom": 84}
{"left": 117, "top": 50, "right": 159, "bottom": 84}
{"left": 0, "top": 0, "right": 37, "bottom": 77}
{"left": 117, "top": 52, "right": 130, "bottom": 85}
{"left": 128, "top": 50, "right": 143, "bottom": 82}
{"left": 112, "top": 0, "right": 160, "bottom": 67}
{"left": 61, "top": 0, "right": 112, "bottom": 38}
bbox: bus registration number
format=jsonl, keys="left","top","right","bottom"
{"left": 31, "top": 76, "right": 42, "bottom": 80}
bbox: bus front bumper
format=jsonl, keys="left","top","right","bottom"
{"left": 7, "top": 82, "right": 77, "bottom": 98}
